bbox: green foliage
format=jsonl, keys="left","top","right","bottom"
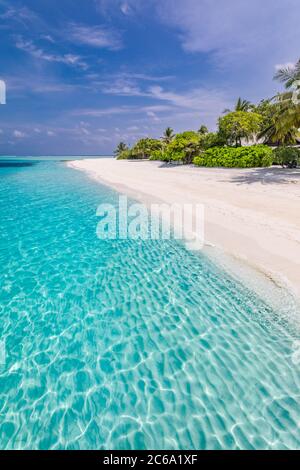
{"left": 273, "top": 146, "right": 300, "bottom": 168}
{"left": 162, "top": 127, "right": 175, "bottom": 145}
{"left": 259, "top": 61, "right": 300, "bottom": 145}
{"left": 253, "top": 100, "right": 277, "bottom": 137}
{"left": 219, "top": 111, "right": 263, "bottom": 147}
{"left": 199, "top": 132, "right": 227, "bottom": 150}
{"left": 166, "top": 131, "right": 200, "bottom": 164}
{"left": 116, "top": 149, "right": 133, "bottom": 160}
{"left": 114, "top": 142, "right": 128, "bottom": 158}
{"left": 193, "top": 145, "right": 273, "bottom": 168}
{"left": 223, "top": 97, "right": 253, "bottom": 114}
{"left": 149, "top": 150, "right": 170, "bottom": 162}
{"left": 198, "top": 125, "right": 209, "bottom": 135}
{"left": 131, "top": 138, "right": 162, "bottom": 159}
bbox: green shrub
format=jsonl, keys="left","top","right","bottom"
{"left": 149, "top": 150, "right": 170, "bottom": 161}
{"left": 116, "top": 149, "right": 132, "bottom": 160}
{"left": 193, "top": 145, "right": 273, "bottom": 168}
{"left": 199, "top": 132, "right": 227, "bottom": 150}
{"left": 273, "top": 147, "right": 299, "bottom": 168}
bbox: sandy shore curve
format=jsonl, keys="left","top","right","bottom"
{"left": 68, "top": 158, "right": 300, "bottom": 306}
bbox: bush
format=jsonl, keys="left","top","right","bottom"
{"left": 193, "top": 145, "right": 273, "bottom": 168}
{"left": 149, "top": 150, "right": 170, "bottom": 162}
{"left": 116, "top": 149, "right": 133, "bottom": 160}
{"left": 273, "top": 147, "right": 299, "bottom": 168}
{"left": 199, "top": 132, "right": 227, "bottom": 150}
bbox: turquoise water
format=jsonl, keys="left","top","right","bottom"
{"left": 0, "top": 159, "right": 299, "bottom": 450}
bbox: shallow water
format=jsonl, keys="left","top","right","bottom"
{"left": 0, "top": 159, "right": 299, "bottom": 449}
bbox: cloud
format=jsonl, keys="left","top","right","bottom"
{"left": 92, "top": 72, "right": 174, "bottom": 96}
{"left": 156, "top": 0, "right": 300, "bottom": 70}
{"left": 72, "top": 103, "right": 172, "bottom": 118}
{"left": 67, "top": 23, "right": 122, "bottom": 50}
{"left": 73, "top": 106, "right": 134, "bottom": 117}
{"left": 120, "top": 2, "right": 131, "bottom": 15}
{"left": 101, "top": 77, "right": 229, "bottom": 115}
{"left": 41, "top": 34, "right": 55, "bottom": 43}
{"left": 13, "top": 130, "right": 26, "bottom": 138}
{"left": 0, "top": 5, "right": 37, "bottom": 24}
{"left": 15, "top": 37, "right": 88, "bottom": 69}
{"left": 102, "top": 78, "right": 144, "bottom": 96}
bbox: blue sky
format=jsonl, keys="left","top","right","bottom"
{"left": 0, "top": 0, "right": 299, "bottom": 155}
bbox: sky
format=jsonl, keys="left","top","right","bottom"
{"left": 0, "top": 0, "right": 299, "bottom": 155}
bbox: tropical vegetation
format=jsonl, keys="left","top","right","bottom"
{"left": 115, "top": 62, "right": 300, "bottom": 168}
{"left": 194, "top": 145, "right": 273, "bottom": 168}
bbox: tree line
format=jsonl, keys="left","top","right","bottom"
{"left": 115, "top": 61, "right": 300, "bottom": 168}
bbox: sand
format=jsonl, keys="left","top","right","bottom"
{"left": 68, "top": 158, "right": 300, "bottom": 302}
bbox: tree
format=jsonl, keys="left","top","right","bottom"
{"left": 223, "top": 97, "right": 252, "bottom": 114}
{"left": 198, "top": 132, "right": 227, "bottom": 150}
{"left": 162, "top": 127, "right": 175, "bottom": 145}
{"left": 218, "top": 111, "right": 263, "bottom": 147}
{"left": 274, "top": 60, "right": 300, "bottom": 89}
{"left": 258, "top": 95, "right": 300, "bottom": 145}
{"left": 114, "top": 142, "right": 128, "bottom": 158}
{"left": 266, "top": 60, "right": 300, "bottom": 144}
{"left": 165, "top": 131, "right": 200, "bottom": 164}
{"left": 198, "top": 125, "right": 208, "bottom": 135}
{"left": 131, "top": 138, "right": 162, "bottom": 159}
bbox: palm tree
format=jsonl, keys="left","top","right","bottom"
{"left": 162, "top": 127, "right": 175, "bottom": 145}
{"left": 114, "top": 142, "right": 128, "bottom": 157}
{"left": 274, "top": 60, "right": 300, "bottom": 89}
{"left": 198, "top": 125, "right": 208, "bottom": 135}
{"left": 223, "top": 97, "right": 252, "bottom": 114}
{"left": 260, "top": 60, "right": 300, "bottom": 144}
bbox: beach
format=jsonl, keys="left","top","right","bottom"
{"left": 69, "top": 158, "right": 300, "bottom": 301}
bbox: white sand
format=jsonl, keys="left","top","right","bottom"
{"left": 69, "top": 158, "right": 300, "bottom": 302}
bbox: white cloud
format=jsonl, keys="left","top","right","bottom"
{"left": 13, "top": 130, "right": 26, "bottom": 138}
{"left": 102, "top": 78, "right": 143, "bottom": 96}
{"left": 72, "top": 104, "right": 170, "bottom": 118}
{"left": 47, "top": 130, "right": 55, "bottom": 136}
{"left": 155, "top": 0, "right": 300, "bottom": 74}
{"left": 0, "top": 6, "right": 37, "bottom": 24}
{"left": 120, "top": 2, "right": 131, "bottom": 15}
{"left": 15, "top": 37, "right": 88, "bottom": 69}
{"left": 41, "top": 34, "right": 55, "bottom": 43}
{"left": 68, "top": 23, "right": 122, "bottom": 50}
{"left": 74, "top": 106, "right": 134, "bottom": 117}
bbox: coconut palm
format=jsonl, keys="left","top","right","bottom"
{"left": 114, "top": 142, "right": 128, "bottom": 157}
{"left": 260, "top": 60, "right": 300, "bottom": 144}
{"left": 223, "top": 97, "right": 252, "bottom": 114}
{"left": 162, "top": 127, "right": 175, "bottom": 145}
{"left": 274, "top": 60, "right": 300, "bottom": 89}
{"left": 198, "top": 125, "right": 208, "bottom": 135}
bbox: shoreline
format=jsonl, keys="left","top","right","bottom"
{"left": 67, "top": 158, "right": 300, "bottom": 316}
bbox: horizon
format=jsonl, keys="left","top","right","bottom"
{"left": 0, "top": 0, "right": 299, "bottom": 155}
